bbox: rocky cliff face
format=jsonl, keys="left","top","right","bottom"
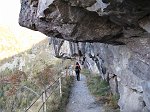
{"left": 50, "top": 37, "right": 150, "bottom": 112}
{"left": 19, "top": 0, "right": 150, "bottom": 43}
{"left": 0, "top": 38, "right": 58, "bottom": 78}
{"left": 19, "top": 0, "right": 150, "bottom": 112}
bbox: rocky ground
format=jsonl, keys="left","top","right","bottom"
{"left": 66, "top": 74, "right": 104, "bottom": 112}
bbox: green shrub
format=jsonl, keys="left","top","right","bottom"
{"left": 82, "top": 69, "right": 120, "bottom": 112}
{"left": 81, "top": 68, "right": 91, "bottom": 76}
{"left": 46, "top": 76, "right": 74, "bottom": 112}
{"left": 108, "top": 94, "right": 120, "bottom": 109}
{"left": 87, "top": 76, "right": 110, "bottom": 97}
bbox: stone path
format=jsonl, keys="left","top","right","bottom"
{"left": 66, "top": 74, "right": 104, "bottom": 112}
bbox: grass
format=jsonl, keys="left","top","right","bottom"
{"left": 0, "top": 25, "right": 75, "bottom": 112}
{"left": 0, "top": 65, "right": 74, "bottom": 112}
{"left": 58, "top": 76, "right": 74, "bottom": 112}
{"left": 82, "top": 68, "right": 120, "bottom": 112}
{"left": 46, "top": 76, "right": 74, "bottom": 112}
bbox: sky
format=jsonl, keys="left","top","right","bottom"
{"left": 0, "top": 0, "right": 46, "bottom": 37}
{"left": 0, "top": 0, "right": 20, "bottom": 26}
{"left": 0, "top": 0, "right": 47, "bottom": 60}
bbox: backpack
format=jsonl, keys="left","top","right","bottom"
{"left": 75, "top": 65, "right": 80, "bottom": 72}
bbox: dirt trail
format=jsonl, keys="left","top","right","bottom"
{"left": 66, "top": 74, "right": 104, "bottom": 112}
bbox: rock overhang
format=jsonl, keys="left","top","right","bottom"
{"left": 19, "top": 0, "right": 150, "bottom": 44}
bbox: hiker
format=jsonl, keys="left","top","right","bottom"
{"left": 75, "top": 62, "right": 81, "bottom": 81}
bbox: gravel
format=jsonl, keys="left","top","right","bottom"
{"left": 66, "top": 75, "right": 104, "bottom": 112}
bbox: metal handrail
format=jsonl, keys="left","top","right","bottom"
{"left": 25, "top": 73, "right": 64, "bottom": 112}
{"left": 38, "top": 83, "right": 60, "bottom": 112}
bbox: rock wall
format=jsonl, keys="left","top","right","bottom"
{"left": 19, "top": 0, "right": 150, "bottom": 112}
{"left": 19, "top": 0, "right": 150, "bottom": 43}
{"left": 50, "top": 37, "right": 150, "bottom": 112}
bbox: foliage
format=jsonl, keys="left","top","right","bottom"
{"left": 87, "top": 76, "right": 110, "bottom": 97}
{"left": 81, "top": 68, "right": 91, "bottom": 76}
{"left": 46, "top": 76, "right": 74, "bottom": 112}
{"left": 0, "top": 25, "right": 75, "bottom": 111}
{"left": 0, "top": 60, "right": 74, "bottom": 112}
{"left": 34, "top": 65, "right": 55, "bottom": 89}
{"left": 82, "top": 69, "right": 120, "bottom": 112}
{"left": 0, "top": 53, "right": 61, "bottom": 111}
{"left": 108, "top": 94, "right": 120, "bottom": 109}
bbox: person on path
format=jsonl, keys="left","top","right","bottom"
{"left": 75, "top": 62, "right": 81, "bottom": 81}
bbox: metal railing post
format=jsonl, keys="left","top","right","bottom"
{"left": 59, "top": 77, "right": 62, "bottom": 97}
{"left": 25, "top": 71, "right": 65, "bottom": 112}
{"left": 44, "top": 90, "right": 47, "bottom": 112}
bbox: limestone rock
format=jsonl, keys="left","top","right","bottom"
{"left": 118, "top": 85, "right": 145, "bottom": 112}
{"left": 19, "top": 0, "right": 150, "bottom": 43}
{"left": 49, "top": 37, "right": 150, "bottom": 112}
{"left": 19, "top": 0, "right": 150, "bottom": 111}
{"left": 142, "top": 82, "right": 150, "bottom": 111}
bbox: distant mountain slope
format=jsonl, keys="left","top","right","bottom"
{"left": 0, "top": 26, "right": 46, "bottom": 60}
